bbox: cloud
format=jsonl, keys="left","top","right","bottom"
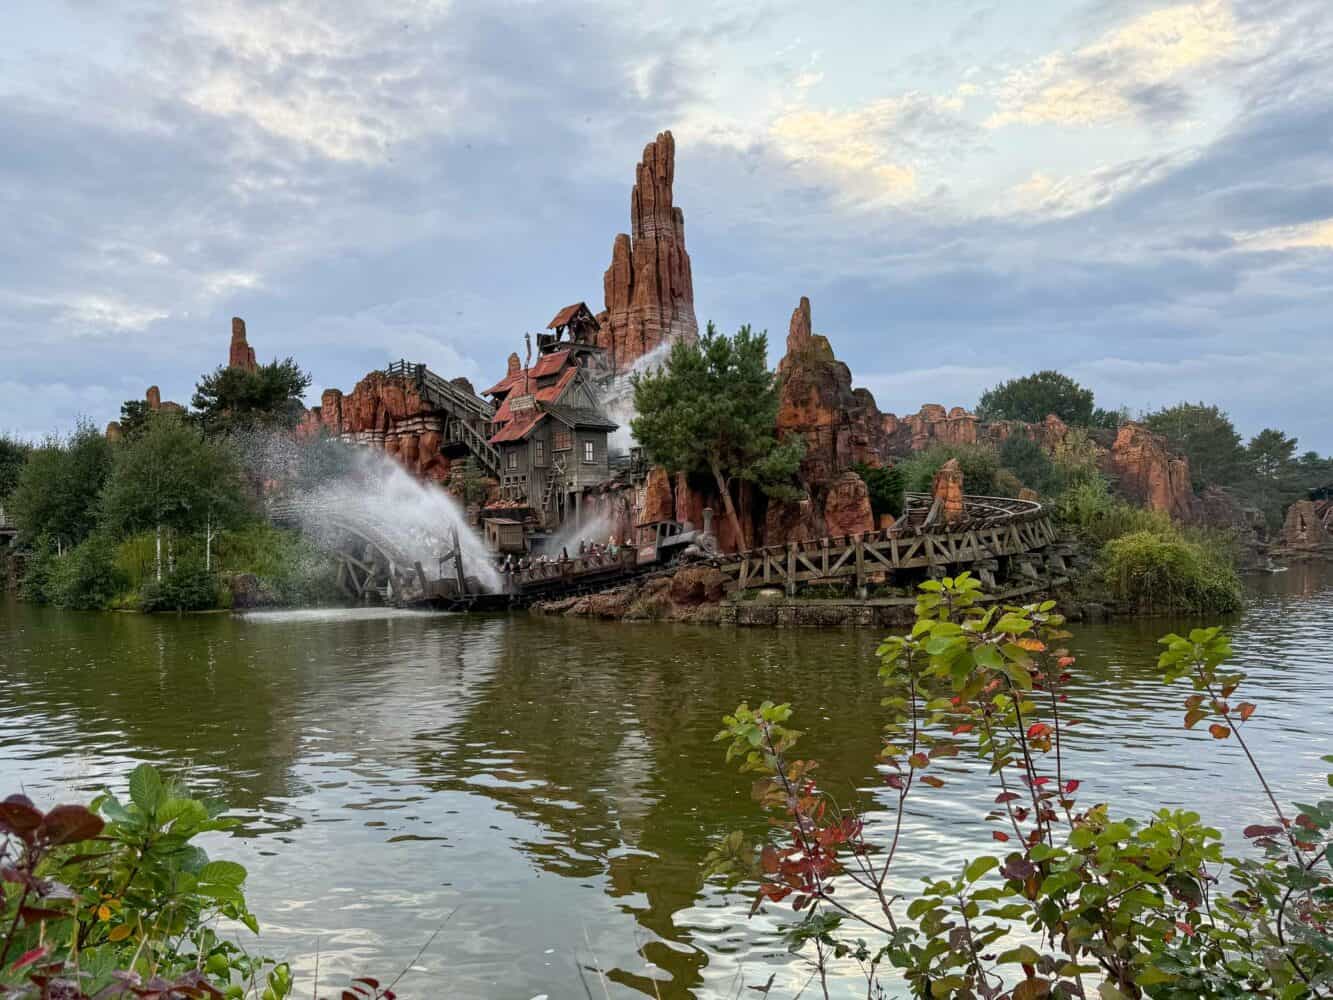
{"left": 1234, "top": 218, "right": 1333, "bottom": 251}
{"left": 987, "top": 0, "right": 1243, "bottom": 127}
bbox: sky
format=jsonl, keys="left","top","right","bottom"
{"left": 2, "top": 0, "right": 1331, "bottom": 452}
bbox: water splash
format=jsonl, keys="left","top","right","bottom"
{"left": 248, "top": 434, "right": 502, "bottom": 593}
{"left": 600, "top": 342, "right": 671, "bottom": 457}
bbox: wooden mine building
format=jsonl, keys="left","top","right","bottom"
{"left": 483, "top": 303, "right": 619, "bottom": 529}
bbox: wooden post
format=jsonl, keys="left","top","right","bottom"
{"left": 414, "top": 561, "right": 430, "bottom": 596}
{"left": 451, "top": 526, "right": 467, "bottom": 595}
{"left": 786, "top": 542, "right": 796, "bottom": 598}
{"left": 854, "top": 535, "right": 867, "bottom": 600}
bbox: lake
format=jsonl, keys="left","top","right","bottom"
{"left": 2, "top": 564, "right": 1331, "bottom": 998}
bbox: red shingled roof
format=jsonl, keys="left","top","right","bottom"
{"left": 482, "top": 350, "right": 572, "bottom": 397}
{"left": 490, "top": 410, "right": 546, "bottom": 444}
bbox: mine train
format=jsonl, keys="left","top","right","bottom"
{"left": 482, "top": 508, "right": 718, "bottom": 571}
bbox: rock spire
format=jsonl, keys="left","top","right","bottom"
{"left": 596, "top": 131, "right": 698, "bottom": 372}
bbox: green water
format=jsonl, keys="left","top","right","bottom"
{"left": 1, "top": 565, "right": 1331, "bottom": 998}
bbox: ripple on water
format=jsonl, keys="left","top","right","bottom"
{"left": 1, "top": 568, "right": 1331, "bottom": 998}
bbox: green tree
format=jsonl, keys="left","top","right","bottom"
{"left": 976, "top": 370, "right": 1096, "bottom": 425}
{"left": 631, "top": 323, "right": 804, "bottom": 549}
{"left": 1143, "top": 402, "right": 1249, "bottom": 490}
{"left": 117, "top": 398, "right": 156, "bottom": 441}
{"left": 191, "top": 358, "right": 312, "bottom": 436}
{"left": 998, "top": 435, "right": 1057, "bottom": 494}
{"left": 99, "top": 415, "right": 250, "bottom": 580}
{"left": 851, "top": 462, "right": 905, "bottom": 520}
{"left": 8, "top": 421, "right": 112, "bottom": 550}
{"left": 1246, "top": 427, "right": 1300, "bottom": 523}
{"left": 0, "top": 433, "right": 29, "bottom": 503}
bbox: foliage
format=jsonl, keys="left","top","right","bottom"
{"left": 1049, "top": 427, "right": 1104, "bottom": 491}
{"left": 977, "top": 371, "right": 1097, "bottom": 426}
{"left": 48, "top": 535, "right": 128, "bottom": 611}
{"left": 998, "top": 437, "right": 1058, "bottom": 495}
{"left": 0, "top": 764, "right": 286, "bottom": 999}
{"left": 1143, "top": 403, "right": 1248, "bottom": 493}
{"left": 191, "top": 359, "right": 312, "bottom": 438}
{"left": 8, "top": 421, "right": 112, "bottom": 550}
{"left": 456, "top": 457, "right": 490, "bottom": 506}
{"left": 212, "top": 524, "right": 342, "bottom": 607}
{"left": 0, "top": 435, "right": 30, "bottom": 504}
{"left": 115, "top": 400, "right": 156, "bottom": 443}
{"left": 898, "top": 444, "right": 1001, "bottom": 497}
{"left": 139, "top": 561, "right": 220, "bottom": 613}
{"left": 17, "top": 538, "right": 58, "bottom": 605}
{"left": 1053, "top": 477, "right": 1175, "bottom": 547}
{"left": 1101, "top": 530, "right": 1243, "bottom": 614}
{"left": 851, "top": 463, "right": 905, "bottom": 519}
{"left": 99, "top": 416, "right": 250, "bottom": 583}
{"left": 1246, "top": 428, "right": 1304, "bottom": 529}
{"left": 706, "top": 576, "right": 1332, "bottom": 999}
{"left": 632, "top": 323, "right": 805, "bottom": 545}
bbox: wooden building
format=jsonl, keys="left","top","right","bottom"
{"left": 483, "top": 304, "right": 619, "bottom": 528}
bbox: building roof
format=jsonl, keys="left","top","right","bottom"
{"left": 482, "top": 349, "right": 572, "bottom": 398}
{"left": 547, "top": 302, "right": 595, "bottom": 330}
{"left": 544, "top": 403, "right": 619, "bottom": 431}
{"left": 490, "top": 410, "right": 547, "bottom": 444}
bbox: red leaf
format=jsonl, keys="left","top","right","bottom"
{"left": 1175, "top": 921, "right": 1196, "bottom": 938}
{"left": 995, "top": 792, "right": 1020, "bottom": 804}
{"left": 992, "top": 831, "right": 1010, "bottom": 842}
{"left": 908, "top": 753, "right": 929, "bottom": 769}
{"left": 1208, "top": 724, "right": 1231, "bottom": 740}
{"left": 1062, "top": 780, "right": 1080, "bottom": 795}
{"left": 40, "top": 804, "right": 105, "bottom": 846}
{"left": 1026, "top": 723, "right": 1051, "bottom": 740}
{"left": 952, "top": 723, "right": 974, "bottom": 735}
{"left": 10, "top": 946, "right": 51, "bottom": 972}
{"left": 1058, "top": 656, "right": 1075, "bottom": 667}
{"left": 884, "top": 774, "right": 904, "bottom": 790}
{"left": 1243, "top": 824, "right": 1283, "bottom": 839}
{"left": 1238, "top": 702, "right": 1256, "bottom": 722}
{"left": 0, "top": 796, "right": 43, "bottom": 840}
{"left": 920, "top": 775, "right": 945, "bottom": 788}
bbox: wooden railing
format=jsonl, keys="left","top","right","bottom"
{"left": 383, "top": 360, "right": 502, "bottom": 478}
{"left": 719, "top": 494, "right": 1057, "bottom": 595}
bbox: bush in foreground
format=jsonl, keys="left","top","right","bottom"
{"left": 707, "top": 575, "right": 1331, "bottom": 998}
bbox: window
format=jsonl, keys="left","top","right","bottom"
{"left": 534, "top": 440, "right": 545, "bottom": 464}
{"left": 553, "top": 428, "right": 572, "bottom": 451}
{"left": 506, "top": 450, "right": 517, "bottom": 470}
{"left": 583, "top": 439, "right": 595, "bottom": 464}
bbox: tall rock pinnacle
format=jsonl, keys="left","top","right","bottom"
{"left": 596, "top": 131, "right": 698, "bottom": 372}
{"left": 229, "top": 317, "right": 257, "bottom": 372}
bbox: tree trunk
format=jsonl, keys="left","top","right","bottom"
{"left": 709, "top": 458, "right": 745, "bottom": 553}
{"left": 154, "top": 524, "right": 162, "bottom": 583}
{"left": 205, "top": 514, "right": 212, "bottom": 572}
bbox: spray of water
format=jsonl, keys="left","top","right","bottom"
{"left": 600, "top": 342, "right": 671, "bottom": 457}
{"left": 546, "top": 513, "right": 615, "bottom": 556}
{"left": 245, "top": 433, "right": 502, "bottom": 593}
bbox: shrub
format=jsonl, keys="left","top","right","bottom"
{"left": 706, "top": 577, "right": 1332, "bottom": 998}
{"left": 0, "top": 764, "right": 287, "bottom": 999}
{"left": 17, "top": 536, "right": 57, "bottom": 604}
{"left": 1102, "top": 530, "right": 1243, "bottom": 614}
{"left": 998, "top": 435, "right": 1057, "bottom": 494}
{"left": 898, "top": 443, "right": 1001, "bottom": 496}
{"left": 851, "top": 462, "right": 905, "bottom": 519}
{"left": 139, "top": 560, "right": 219, "bottom": 612}
{"left": 215, "top": 523, "right": 342, "bottom": 606}
{"left": 49, "top": 535, "right": 127, "bottom": 610}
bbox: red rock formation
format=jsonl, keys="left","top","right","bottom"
{"left": 1280, "top": 500, "right": 1332, "bottom": 549}
{"left": 303, "top": 371, "right": 451, "bottom": 482}
{"left": 146, "top": 386, "right": 162, "bottom": 411}
{"left": 764, "top": 497, "right": 823, "bottom": 545}
{"left": 105, "top": 421, "right": 123, "bottom": 443}
{"left": 638, "top": 466, "right": 675, "bottom": 524}
{"left": 776, "top": 297, "right": 886, "bottom": 491}
{"left": 596, "top": 131, "right": 697, "bottom": 372}
{"left": 882, "top": 404, "right": 979, "bottom": 454}
{"left": 1105, "top": 423, "right": 1195, "bottom": 520}
{"left": 229, "top": 317, "right": 257, "bottom": 372}
{"left": 823, "top": 471, "right": 874, "bottom": 537}
{"left": 931, "top": 458, "right": 966, "bottom": 523}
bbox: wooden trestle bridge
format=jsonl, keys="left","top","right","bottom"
{"left": 267, "top": 491, "right": 1065, "bottom": 610}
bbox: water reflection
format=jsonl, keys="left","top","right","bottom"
{"left": 1, "top": 565, "right": 1330, "bottom": 998}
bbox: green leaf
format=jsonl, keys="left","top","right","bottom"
{"left": 128, "top": 764, "right": 165, "bottom": 814}
{"left": 998, "top": 944, "right": 1041, "bottom": 964}
{"left": 965, "top": 856, "right": 999, "bottom": 883}
{"left": 198, "top": 860, "right": 247, "bottom": 887}
{"left": 1098, "top": 986, "right": 1131, "bottom": 1000}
